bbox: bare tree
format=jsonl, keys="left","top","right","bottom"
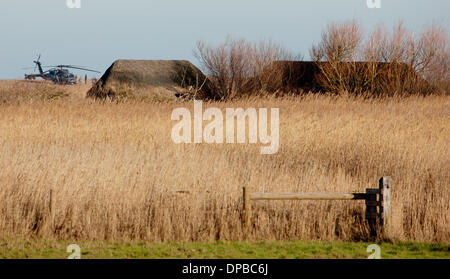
{"left": 311, "top": 20, "right": 449, "bottom": 96}
{"left": 195, "top": 36, "right": 294, "bottom": 99}
{"left": 415, "top": 23, "right": 449, "bottom": 91}
{"left": 310, "top": 20, "right": 367, "bottom": 94}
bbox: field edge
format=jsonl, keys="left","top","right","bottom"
{"left": 1, "top": 239, "right": 448, "bottom": 259}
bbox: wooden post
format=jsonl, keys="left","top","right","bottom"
{"left": 379, "top": 176, "right": 391, "bottom": 235}
{"left": 240, "top": 176, "right": 391, "bottom": 239}
{"left": 49, "top": 188, "right": 55, "bottom": 229}
{"left": 242, "top": 187, "right": 251, "bottom": 236}
{"left": 365, "top": 188, "right": 379, "bottom": 237}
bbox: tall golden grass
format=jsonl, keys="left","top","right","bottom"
{"left": 0, "top": 85, "right": 448, "bottom": 242}
{"left": 0, "top": 80, "right": 91, "bottom": 104}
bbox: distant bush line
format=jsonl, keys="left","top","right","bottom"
{"left": 195, "top": 20, "right": 449, "bottom": 100}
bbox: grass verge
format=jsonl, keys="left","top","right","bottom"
{"left": 1, "top": 240, "right": 448, "bottom": 259}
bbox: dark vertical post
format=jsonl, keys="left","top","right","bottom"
{"left": 365, "top": 188, "right": 378, "bottom": 237}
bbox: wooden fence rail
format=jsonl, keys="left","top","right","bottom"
{"left": 243, "top": 176, "right": 391, "bottom": 237}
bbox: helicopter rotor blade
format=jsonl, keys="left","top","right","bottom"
{"left": 55, "top": 65, "right": 101, "bottom": 73}
{"left": 34, "top": 54, "right": 41, "bottom": 72}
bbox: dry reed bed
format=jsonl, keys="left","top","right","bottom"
{"left": 0, "top": 95, "right": 448, "bottom": 242}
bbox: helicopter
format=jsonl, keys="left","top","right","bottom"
{"left": 23, "top": 55, "right": 101, "bottom": 85}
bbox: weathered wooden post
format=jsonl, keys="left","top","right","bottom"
{"left": 242, "top": 187, "right": 251, "bottom": 236}
{"left": 379, "top": 176, "right": 391, "bottom": 236}
{"left": 49, "top": 188, "right": 55, "bottom": 229}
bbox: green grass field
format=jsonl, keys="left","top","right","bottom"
{"left": 1, "top": 240, "right": 448, "bottom": 259}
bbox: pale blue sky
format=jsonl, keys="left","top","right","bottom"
{"left": 0, "top": 0, "right": 448, "bottom": 79}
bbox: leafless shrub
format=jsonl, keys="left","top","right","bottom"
{"left": 310, "top": 20, "right": 375, "bottom": 95}
{"left": 249, "top": 40, "right": 298, "bottom": 93}
{"left": 311, "top": 19, "right": 364, "bottom": 63}
{"left": 414, "top": 24, "right": 449, "bottom": 93}
{"left": 195, "top": 36, "right": 295, "bottom": 100}
{"left": 310, "top": 20, "right": 449, "bottom": 96}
